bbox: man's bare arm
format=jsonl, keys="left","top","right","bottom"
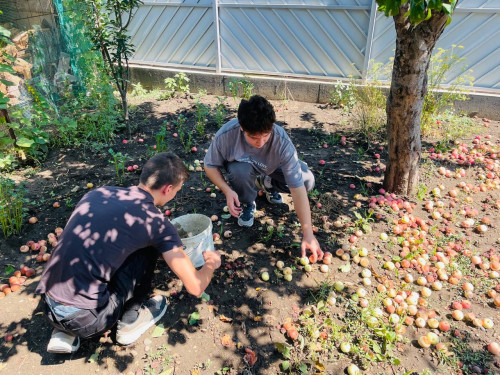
{"left": 162, "top": 246, "right": 221, "bottom": 296}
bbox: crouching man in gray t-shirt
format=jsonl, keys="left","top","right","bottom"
{"left": 204, "top": 95, "right": 323, "bottom": 262}
{"left": 36, "top": 152, "right": 221, "bottom": 354}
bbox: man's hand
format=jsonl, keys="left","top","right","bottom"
{"left": 225, "top": 189, "right": 242, "bottom": 217}
{"left": 203, "top": 250, "right": 222, "bottom": 270}
{"left": 301, "top": 234, "right": 323, "bottom": 263}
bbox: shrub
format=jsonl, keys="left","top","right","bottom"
{"left": 421, "top": 46, "right": 474, "bottom": 137}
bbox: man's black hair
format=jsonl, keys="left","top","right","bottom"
{"left": 237, "top": 95, "right": 276, "bottom": 134}
{"left": 140, "top": 152, "right": 189, "bottom": 190}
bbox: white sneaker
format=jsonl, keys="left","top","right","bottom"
{"left": 47, "top": 328, "right": 80, "bottom": 354}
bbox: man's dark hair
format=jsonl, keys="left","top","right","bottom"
{"left": 140, "top": 152, "right": 189, "bottom": 190}
{"left": 237, "top": 95, "right": 276, "bottom": 134}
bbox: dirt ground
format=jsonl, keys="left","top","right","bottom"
{"left": 0, "top": 94, "right": 499, "bottom": 375}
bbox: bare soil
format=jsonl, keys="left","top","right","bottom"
{"left": 0, "top": 94, "right": 499, "bottom": 375}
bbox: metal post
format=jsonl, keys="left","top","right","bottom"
{"left": 362, "top": 0, "right": 378, "bottom": 80}
{"left": 212, "top": 0, "right": 222, "bottom": 74}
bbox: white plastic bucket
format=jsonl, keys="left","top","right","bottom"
{"left": 170, "top": 214, "right": 215, "bottom": 268}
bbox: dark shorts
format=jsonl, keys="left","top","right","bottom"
{"left": 44, "top": 292, "right": 122, "bottom": 339}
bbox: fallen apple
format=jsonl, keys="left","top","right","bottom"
{"left": 346, "top": 364, "right": 360, "bottom": 375}
{"left": 299, "top": 257, "right": 309, "bottom": 266}
{"left": 340, "top": 342, "right": 351, "bottom": 353}
{"left": 488, "top": 342, "right": 500, "bottom": 355}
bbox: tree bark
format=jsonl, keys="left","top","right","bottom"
{"left": 120, "top": 89, "right": 130, "bottom": 138}
{"left": 383, "top": 5, "right": 449, "bottom": 195}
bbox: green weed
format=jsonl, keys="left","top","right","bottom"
{"left": 0, "top": 177, "right": 26, "bottom": 237}
{"left": 162, "top": 72, "right": 190, "bottom": 99}
{"left": 214, "top": 96, "right": 227, "bottom": 128}
{"left": 130, "top": 82, "right": 148, "bottom": 97}
{"left": 353, "top": 210, "right": 374, "bottom": 233}
{"left": 195, "top": 102, "right": 209, "bottom": 136}
{"left": 108, "top": 149, "right": 128, "bottom": 185}
{"left": 415, "top": 183, "right": 428, "bottom": 201}
{"left": 143, "top": 345, "right": 174, "bottom": 375}
{"left": 227, "top": 77, "right": 253, "bottom": 101}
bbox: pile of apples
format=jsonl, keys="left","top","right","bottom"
{"left": 0, "top": 266, "right": 36, "bottom": 297}
{"left": 19, "top": 227, "right": 63, "bottom": 262}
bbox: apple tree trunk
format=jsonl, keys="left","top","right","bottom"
{"left": 383, "top": 5, "right": 449, "bottom": 195}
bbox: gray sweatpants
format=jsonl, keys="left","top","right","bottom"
{"left": 224, "top": 161, "right": 315, "bottom": 204}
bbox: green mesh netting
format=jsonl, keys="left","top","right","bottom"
{"left": 52, "top": 0, "right": 95, "bottom": 87}
{"left": 1, "top": 0, "right": 109, "bottom": 110}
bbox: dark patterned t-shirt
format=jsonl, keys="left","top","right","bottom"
{"left": 36, "top": 186, "right": 181, "bottom": 309}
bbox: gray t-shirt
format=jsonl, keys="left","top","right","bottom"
{"left": 204, "top": 119, "right": 304, "bottom": 188}
{"left": 36, "top": 186, "right": 182, "bottom": 309}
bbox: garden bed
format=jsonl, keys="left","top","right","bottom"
{"left": 0, "top": 94, "right": 499, "bottom": 375}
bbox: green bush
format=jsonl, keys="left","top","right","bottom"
{"left": 328, "top": 80, "right": 355, "bottom": 112}
{"left": 421, "top": 46, "right": 474, "bottom": 137}
{"left": 351, "top": 63, "right": 389, "bottom": 142}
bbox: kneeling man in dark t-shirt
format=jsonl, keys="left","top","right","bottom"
{"left": 36, "top": 152, "right": 221, "bottom": 353}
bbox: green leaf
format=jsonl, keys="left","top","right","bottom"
{"left": 0, "top": 63, "right": 16, "bottom": 74}
{"left": 188, "top": 311, "right": 200, "bottom": 325}
{"left": 298, "top": 363, "right": 308, "bottom": 374}
{"left": 442, "top": 3, "right": 452, "bottom": 14}
{"left": 2, "top": 52, "right": 16, "bottom": 62}
{"left": 16, "top": 137, "right": 35, "bottom": 148}
{"left": 298, "top": 335, "right": 305, "bottom": 350}
{"left": 386, "top": 331, "right": 396, "bottom": 342}
{"left": 88, "top": 352, "right": 99, "bottom": 363}
{"left": 151, "top": 323, "right": 165, "bottom": 338}
{"left": 200, "top": 292, "right": 210, "bottom": 302}
{"left": 424, "top": 8, "right": 432, "bottom": 21}
{"left": 4, "top": 265, "right": 15, "bottom": 275}
{"left": 281, "top": 360, "right": 290, "bottom": 371}
{"left": 0, "top": 26, "right": 11, "bottom": 38}
{"left": 159, "top": 368, "right": 173, "bottom": 375}
{"left": 372, "top": 342, "right": 382, "bottom": 354}
{"left": 275, "top": 342, "right": 291, "bottom": 359}
{"left": 35, "top": 137, "right": 49, "bottom": 144}
{"left": 0, "top": 79, "right": 15, "bottom": 86}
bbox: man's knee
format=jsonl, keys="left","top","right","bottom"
{"left": 226, "top": 161, "right": 255, "bottom": 180}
